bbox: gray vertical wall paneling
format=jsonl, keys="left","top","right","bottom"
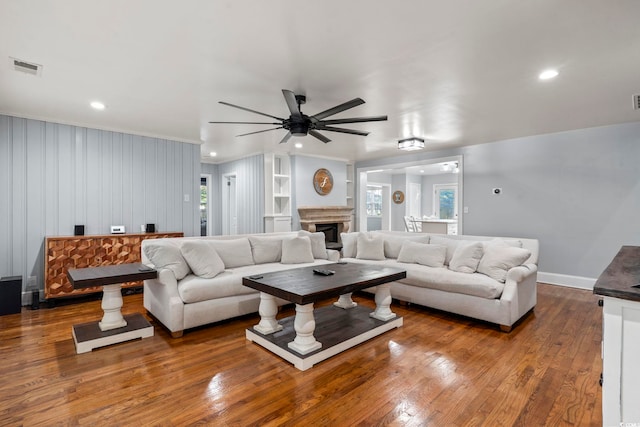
{"left": 0, "top": 116, "right": 9, "bottom": 274}
{"left": 11, "top": 118, "right": 26, "bottom": 279}
{"left": 0, "top": 114, "right": 202, "bottom": 292}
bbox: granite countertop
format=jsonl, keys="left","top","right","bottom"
{"left": 593, "top": 246, "right": 640, "bottom": 302}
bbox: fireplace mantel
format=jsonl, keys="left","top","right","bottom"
{"left": 298, "top": 206, "right": 353, "bottom": 234}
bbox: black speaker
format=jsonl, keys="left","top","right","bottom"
{"left": 0, "top": 276, "right": 22, "bottom": 316}
{"left": 145, "top": 223, "right": 155, "bottom": 233}
{"left": 74, "top": 225, "right": 85, "bottom": 236}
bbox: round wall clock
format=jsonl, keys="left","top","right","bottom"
{"left": 313, "top": 168, "right": 334, "bottom": 195}
{"left": 392, "top": 190, "right": 405, "bottom": 204}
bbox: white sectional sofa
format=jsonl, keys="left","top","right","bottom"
{"left": 340, "top": 231, "right": 539, "bottom": 332}
{"left": 141, "top": 231, "right": 340, "bottom": 337}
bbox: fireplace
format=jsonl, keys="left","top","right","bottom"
{"left": 298, "top": 206, "right": 353, "bottom": 250}
{"left": 315, "top": 223, "right": 340, "bottom": 249}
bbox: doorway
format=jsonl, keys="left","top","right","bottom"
{"left": 222, "top": 174, "right": 238, "bottom": 235}
{"left": 200, "top": 174, "right": 212, "bottom": 236}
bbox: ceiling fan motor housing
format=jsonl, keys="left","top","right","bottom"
{"left": 288, "top": 117, "right": 310, "bottom": 136}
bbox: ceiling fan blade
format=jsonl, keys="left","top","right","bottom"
{"left": 209, "top": 121, "right": 281, "bottom": 125}
{"left": 318, "top": 115, "right": 388, "bottom": 126}
{"left": 236, "top": 127, "right": 283, "bottom": 137}
{"left": 219, "top": 101, "right": 285, "bottom": 121}
{"left": 315, "top": 126, "right": 369, "bottom": 136}
{"left": 310, "top": 98, "right": 365, "bottom": 121}
{"left": 279, "top": 132, "right": 293, "bottom": 144}
{"left": 308, "top": 130, "right": 331, "bottom": 143}
{"left": 282, "top": 90, "right": 302, "bottom": 119}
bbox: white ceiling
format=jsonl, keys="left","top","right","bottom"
{"left": 1, "top": 1, "right": 639, "bottom": 164}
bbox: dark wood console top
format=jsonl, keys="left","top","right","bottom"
{"left": 593, "top": 246, "right": 640, "bottom": 302}
{"left": 67, "top": 263, "right": 157, "bottom": 289}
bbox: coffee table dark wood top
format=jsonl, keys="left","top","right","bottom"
{"left": 242, "top": 262, "right": 406, "bottom": 305}
{"left": 67, "top": 263, "right": 157, "bottom": 289}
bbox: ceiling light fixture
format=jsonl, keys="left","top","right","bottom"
{"left": 90, "top": 101, "right": 106, "bottom": 110}
{"left": 398, "top": 137, "right": 425, "bottom": 151}
{"left": 538, "top": 69, "right": 559, "bottom": 80}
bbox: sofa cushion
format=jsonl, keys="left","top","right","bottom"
{"left": 356, "top": 233, "right": 385, "bottom": 260}
{"left": 341, "top": 232, "right": 361, "bottom": 258}
{"left": 178, "top": 271, "right": 257, "bottom": 303}
{"left": 448, "top": 242, "right": 484, "bottom": 274}
{"left": 208, "top": 238, "right": 255, "bottom": 268}
{"left": 397, "top": 241, "right": 446, "bottom": 268}
{"left": 281, "top": 236, "right": 315, "bottom": 264}
{"left": 477, "top": 245, "right": 532, "bottom": 283}
{"left": 298, "top": 230, "right": 328, "bottom": 259}
{"left": 372, "top": 232, "right": 430, "bottom": 259}
{"left": 180, "top": 241, "right": 225, "bottom": 279}
{"left": 249, "top": 235, "right": 283, "bottom": 264}
{"left": 429, "top": 236, "right": 475, "bottom": 265}
{"left": 143, "top": 242, "right": 190, "bottom": 280}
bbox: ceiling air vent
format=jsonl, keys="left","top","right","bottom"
{"left": 634, "top": 94, "right": 640, "bottom": 110}
{"left": 10, "top": 57, "right": 42, "bottom": 76}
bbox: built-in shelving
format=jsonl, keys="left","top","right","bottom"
{"left": 346, "top": 163, "right": 355, "bottom": 230}
{"left": 264, "top": 153, "right": 292, "bottom": 231}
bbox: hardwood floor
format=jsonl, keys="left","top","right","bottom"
{"left": 0, "top": 283, "right": 602, "bottom": 426}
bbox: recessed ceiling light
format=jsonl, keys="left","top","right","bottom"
{"left": 209, "top": 151, "right": 217, "bottom": 157}
{"left": 294, "top": 142, "right": 303, "bottom": 148}
{"left": 538, "top": 69, "right": 559, "bottom": 80}
{"left": 90, "top": 101, "right": 105, "bottom": 110}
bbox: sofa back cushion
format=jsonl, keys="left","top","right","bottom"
{"left": 143, "top": 241, "right": 190, "bottom": 280}
{"left": 298, "top": 230, "right": 329, "bottom": 259}
{"left": 477, "top": 245, "right": 532, "bottom": 283}
{"left": 281, "top": 236, "right": 315, "bottom": 264}
{"left": 370, "top": 232, "right": 430, "bottom": 259}
{"left": 429, "top": 236, "right": 476, "bottom": 265}
{"left": 448, "top": 242, "right": 484, "bottom": 274}
{"left": 208, "top": 238, "right": 255, "bottom": 269}
{"left": 180, "top": 241, "right": 225, "bottom": 279}
{"left": 249, "top": 235, "right": 283, "bottom": 264}
{"left": 397, "top": 241, "right": 446, "bottom": 268}
{"left": 356, "top": 233, "right": 385, "bottom": 260}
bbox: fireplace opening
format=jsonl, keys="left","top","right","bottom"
{"left": 315, "top": 223, "right": 342, "bottom": 250}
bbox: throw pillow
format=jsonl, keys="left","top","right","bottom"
{"left": 448, "top": 242, "right": 484, "bottom": 274}
{"left": 143, "top": 242, "right": 190, "bottom": 280}
{"left": 356, "top": 234, "right": 385, "bottom": 261}
{"left": 298, "top": 230, "right": 328, "bottom": 259}
{"left": 429, "top": 236, "right": 474, "bottom": 265}
{"left": 477, "top": 246, "right": 532, "bottom": 283}
{"left": 340, "top": 232, "right": 360, "bottom": 258}
{"left": 397, "top": 241, "right": 446, "bottom": 268}
{"left": 374, "top": 233, "right": 430, "bottom": 259}
{"left": 180, "top": 241, "right": 225, "bottom": 279}
{"left": 248, "top": 235, "right": 283, "bottom": 264}
{"left": 207, "top": 238, "right": 255, "bottom": 268}
{"left": 281, "top": 236, "right": 315, "bottom": 264}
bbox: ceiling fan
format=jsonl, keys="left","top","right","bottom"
{"left": 209, "top": 89, "right": 387, "bottom": 144}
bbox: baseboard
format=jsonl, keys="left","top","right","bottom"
{"left": 537, "top": 272, "right": 596, "bottom": 290}
{"left": 21, "top": 290, "right": 41, "bottom": 306}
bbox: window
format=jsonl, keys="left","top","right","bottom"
{"left": 434, "top": 184, "right": 458, "bottom": 219}
{"left": 366, "top": 186, "right": 383, "bottom": 217}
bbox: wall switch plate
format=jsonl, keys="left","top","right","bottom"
{"left": 463, "top": 206, "right": 469, "bottom": 214}
{"left": 184, "top": 194, "right": 190, "bottom": 202}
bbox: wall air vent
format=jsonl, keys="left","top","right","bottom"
{"left": 634, "top": 94, "right": 640, "bottom": 110}
{"left": 10, "top": 57, "right": 42, "bottom": 76}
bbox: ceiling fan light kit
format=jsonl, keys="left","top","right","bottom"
{"left": 209, "top": 89, "right": 387, "bottom": 145}
{"left": 398, "top": 137, "right": 425, "bottom": 151}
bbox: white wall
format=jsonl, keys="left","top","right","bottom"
{"left": 355, "top": 121, "right": 640, "bottom": 285}
{"left": 0, "top": 115, "right": 200, "bottom": 297}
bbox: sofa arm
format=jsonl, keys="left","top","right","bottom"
{"left": 143, "top": 267, "right": 185, "bottom": 334}
{"left": 506, "top": 263, "right": 538, "bottom": 283}
{"left": 327, "top": 249, "right": 341, "bottom": 262}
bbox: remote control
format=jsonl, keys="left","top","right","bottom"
{"left": 313, "top": 269, "right": 335, "bottom": 276}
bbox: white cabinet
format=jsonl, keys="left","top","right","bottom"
{"left": 264, "top": 153, "right": 291, "bottom": 232}
{"left": 602, "top": 296, "right": 640, "bottom": 425}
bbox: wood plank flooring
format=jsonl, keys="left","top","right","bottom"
{"left": 0, "top": 283, "right": 602, "bottom": 426}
